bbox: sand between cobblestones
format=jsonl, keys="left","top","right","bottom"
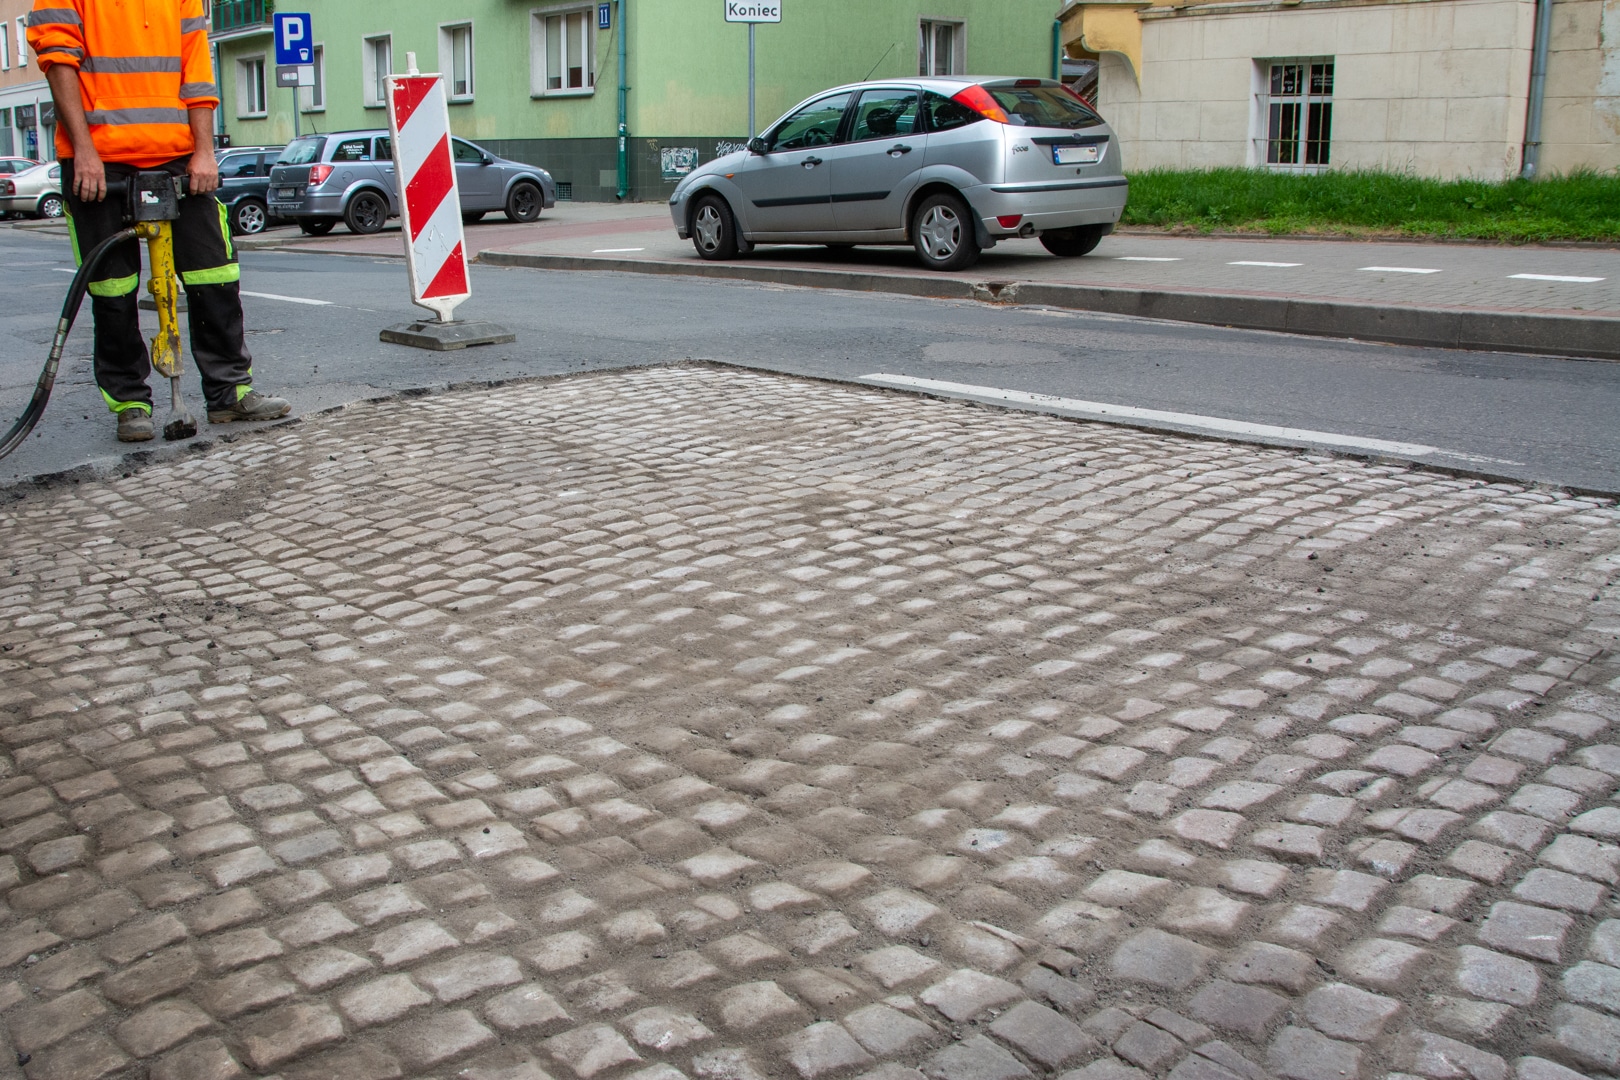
{"left": 0, "top": 365, "right": 1617, "bottom": 1080}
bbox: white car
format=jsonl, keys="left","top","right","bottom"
{"left": 671, "top": 76, "right": 1128, "bottom": 271}
{"left": 0, "top": 161, "right": 63, "bottom": 219}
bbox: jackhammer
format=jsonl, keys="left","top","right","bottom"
{"left": 0, "top": 171, "right": 198, "bottom": 461}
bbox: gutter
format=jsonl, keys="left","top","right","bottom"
{"left": 1521, "top": 0, "right": 1554, "bottom": 178}
{"left": 617, "top": 0, "right": 629, "bottom": 201}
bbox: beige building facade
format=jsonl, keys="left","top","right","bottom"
{"left": 0, "top": 0, "right": 53, "bottom": 160}
{"left": 1061, "top": 0, "right": 1620, "bottom": 179}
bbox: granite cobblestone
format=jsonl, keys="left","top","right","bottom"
{"left": 0, "top": 365, "right": 1615, "bottom": 1079}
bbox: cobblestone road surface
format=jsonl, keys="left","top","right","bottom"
{"left": 0, "top": 365, "right": 1618, "bottom": 1080}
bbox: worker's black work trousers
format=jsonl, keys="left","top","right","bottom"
{"left": 61, "top": 157, "right": 255, "bottom": 415}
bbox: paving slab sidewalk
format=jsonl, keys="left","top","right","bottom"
{"left": 0, "top": 363, "right": 1617, "bottom": 1080}
{"left": 237, "top": 202, "right": 1620, "bottom": 360}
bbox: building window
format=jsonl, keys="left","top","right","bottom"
{"left": 236, "top": 56, "right": 266, "bottom": 117}
{"left": 1258, "top": 58, "right": 1333, "bottom": 170}
{"left": 1, "top": 22, "right": 10, "bottom": 72}
{"left": 302, "top": 44, "right": 325, "bottom": 112}
{"left": 919, "top": 19, "right": 964, "bottom": 76}
{"left": 441, "top": 23, "right": 474, "bottom": 100}
{"left": 364, "top": 35, "right": 392, "bottom": 108}
{"left": 531, "top": 7, "right": 594, "bottom": 95}
{"left": 17, "top": 17, "right": 27, "bottom": 68}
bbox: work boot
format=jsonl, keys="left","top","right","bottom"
{"left": 209, "top": 390, "right": 292, "bottom": 424}
{"left": 117, "top": 408, "right": 154, "bottom": 443}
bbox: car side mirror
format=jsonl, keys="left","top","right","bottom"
{"left": 747, "top": 137, "right": 768, "bottom": 155}
{"left": 481, "top": 154, "right": 494, "bottom": 165}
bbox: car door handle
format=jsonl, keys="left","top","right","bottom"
{"left": 802, "top": 156, "right": 823, "bottom": 168}
{"left": 888, "top": 144, "right": 913, "bottom": 156}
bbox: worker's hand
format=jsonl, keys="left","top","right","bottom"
{"left": 187, "top": 149, "right": 219, "bottom": 196}
{"left": 73, "top": 149, "right": 107, "bottom": 202}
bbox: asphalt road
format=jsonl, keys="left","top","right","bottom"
{"left": 3, "top": 226, "right": 1618, "bottom": 493}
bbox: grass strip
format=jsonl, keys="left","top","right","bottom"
{"left": 1120, "top": 168, "right": 1620, "bottom": 242}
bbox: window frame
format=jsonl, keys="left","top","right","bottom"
{"left": 1253, "top": 56, "right": 1334, "bottom": 172}
{"left": 236, "top": 55, "right": 267, "bottom": 119}
{"left": 439, "top": 21, "right": 475, "bottom": 102}
{"left": 530, "top": 4, "right": 597, "bottom": 98}
{"left": 918, "top": 18, "right": 965, "bottom": 77}
{"left": 1, "top": 21, "right": 11, "bottom": 72}
{"left": 17, "top": 17, "right": 27, "bottom": 68}
{"left": 363, "top": 34, "right": 393, "bottom": 109}
{"left": 301, "top": 43, "right": 326, "bottom": 113}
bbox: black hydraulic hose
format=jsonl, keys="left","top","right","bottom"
{"left": 0, "top": 226, "right": 138, "bottom": 461}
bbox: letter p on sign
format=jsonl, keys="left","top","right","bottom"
{"left": 273, "top": 13, "right": 314, "bottom": 66}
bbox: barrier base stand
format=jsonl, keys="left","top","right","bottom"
{"left": 380, "top": 320, "right": 517, "bottom": 351}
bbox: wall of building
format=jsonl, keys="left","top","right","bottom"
{"left": 1096, "top": 0, "right": 1544, "bottom": 180}
{"left": 1, "top": 0, "right": 52, "bottom": 159}
{"left": 1539, "top": 0, "right": 1620, "bottom": 172}
{"left": 213, "top": 0, "right": 1061, "bottom": 199}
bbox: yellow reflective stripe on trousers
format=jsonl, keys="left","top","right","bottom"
{"left": 64, "top": 208, "right": 82, "bottom": 266}
{"left": 100, "top": 390, "right": 150, "bottom": 415}
{"left": 88, "top": 273, "right": 140, "bottom": 297}
{"left": 181, "top": 264, "right": 241, "bottom": 286}
{"left": 218, "top": 200, "right": 234, "bottom": 261}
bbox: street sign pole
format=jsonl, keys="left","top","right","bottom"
{"left": 724, "top": 2, "right": 779, "bottom": 138}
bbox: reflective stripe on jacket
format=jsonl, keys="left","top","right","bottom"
{"left": 27, "top": 0, "right": 218, "bottom": 167}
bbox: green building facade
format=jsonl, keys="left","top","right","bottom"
{"left": 209, "top": 0, "right": 1063, "bottom": 201}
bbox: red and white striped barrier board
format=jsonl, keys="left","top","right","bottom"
{"left": 386, "top": 73, "right": 469, "bottom": 323}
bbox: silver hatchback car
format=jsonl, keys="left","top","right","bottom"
{"left": 670, "top": 76, "right": 1127, "bottom": 271}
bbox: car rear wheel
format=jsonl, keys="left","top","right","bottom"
{"left": 300, "top": 219, "right": 337, "bottom": 236}
{"left": 232, "top": 198, "right": 268, "bottom": 236}
{"left": 37, "top": 194, "right": 64, "bottom": 219}
{"left": 344, "top": 192, "right": 389, "bottom": 235}
{"left": 1040, "top": 226, "right": 1106, "bottom": 258}
{"left": 691, "top": 194, "right": 740, "bottom": 261}
{"left": 505, "top": 182, "right": 543, "bottom": 223}
{"left": 911, "top": 192, "right": 979, "bottom": 272}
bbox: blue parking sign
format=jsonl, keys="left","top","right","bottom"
{"left": 273, "top": 13, "right": 314, "bottom": 66}
{"left": 598, "top": 3, "right": 611, "bottom": 29}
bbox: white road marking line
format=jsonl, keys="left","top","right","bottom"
{"left": 592, "top": 247, "right": 646, "bottom": 253}
{"left": 858, "top": 373, "right": 1520, "bottom": 465}
{"left": 1510, "top": 273, "right": 1605, "bottom": 283}
{"left": 1361, "top": 266, "right": 1442, "bottom": 274}
{"left": 242, "top": 290, "right": 333, "bottom": 306}
{"left": 52, "top": 268, "right": 75, "bottom": 273}
{"left": 1229, "top": 261, "right": 1302, "bottom": 268}
{"left": 1115, "top": 256, "right": 1181, "bottom": 262}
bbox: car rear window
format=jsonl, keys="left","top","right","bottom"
{"left": 985, "top": 85, "right": 1103, "bottom": 129}
{"left": 276, "top": 137, "right": 326, "bottom": 165}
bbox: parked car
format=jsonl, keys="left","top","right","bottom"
{"left": 215, "top": 144, "right": 286, "bottom": 235}
{"left": 0, "top": 161, "right": 63, "bottom": 220}
{"left": 670, "top": 76, "right": 1128, "bottom": 271}
{"left": 267, "top": 130, "right": 556, "bottom": 236}
{"left": 0, "top": 157, "right": 39, "bottom": 175}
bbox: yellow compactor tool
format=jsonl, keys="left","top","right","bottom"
{"left": 135, "top": 220, "right": 197, "bottom": 441}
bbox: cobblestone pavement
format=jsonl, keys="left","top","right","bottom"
{"left": 0, "top": 364, "right": 1618, "bottom": 1080}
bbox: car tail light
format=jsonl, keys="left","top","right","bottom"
{"left": 952, "top": 85, "right": 1010, "bottom": 125}
{"left": 997, "top": 215, "right": 1023, "bottom": 229}
{"left": 308, "top": 164, "right": 334, "bottom": 186}
{"left": 0, "top": 180, "right": 12, "bottom": 196}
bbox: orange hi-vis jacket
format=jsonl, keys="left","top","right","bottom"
{"left": 27, "top": 0, "right": 219, "bottom": 167}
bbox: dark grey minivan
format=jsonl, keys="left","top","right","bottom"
{"left": 268, "top": 129, "right": 556, "bottom": 236}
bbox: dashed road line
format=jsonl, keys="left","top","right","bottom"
{"left": 242, "top": 290, "right": 334, "bottom": 306}
{"left": 1114, "top": 256, "right": 1182, "bottom": 262}
{"left": 1361, "top": 266, "right": 1442, "bottom": 274}
{"left": 592, "top": 247, "right": 646, "bottom": 253}
{"left": 1510, "top": 273, "right": 1606, "bottom": 283}
{"left": 1229, "top": 261, "right": 1302, "bottom": 268}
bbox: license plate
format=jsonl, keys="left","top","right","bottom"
{"left": 1054, "top": 144, "right": 1101, "bottom": 165}
{"left": 277, "top": 187, "right": 298, "bottom": 199}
